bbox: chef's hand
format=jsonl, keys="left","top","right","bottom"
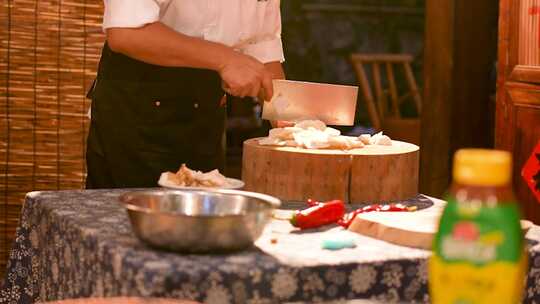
{"left": 219, "top": 51, "right": 274, "bottom": 100}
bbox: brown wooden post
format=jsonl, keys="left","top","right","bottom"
{"left": 421, "top": 0, "right": 499, "bottom": 196}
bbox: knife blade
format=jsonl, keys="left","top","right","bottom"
{"left": 261, "top": 79, "right": 358, "bottom": 126}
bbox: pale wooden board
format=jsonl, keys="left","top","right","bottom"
{"left": 348, "top": 211, "right": 440, "bottom": 249}
{"left": 348, "top": 199, "right": 534, "bottom": 249}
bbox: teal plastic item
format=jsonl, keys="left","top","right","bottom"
{"left": 321, "top": 235, "right": 356, "bottom": 250}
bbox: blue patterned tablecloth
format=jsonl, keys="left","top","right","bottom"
{"left": 1, "top": 189, "right": 539, "bottom": 304}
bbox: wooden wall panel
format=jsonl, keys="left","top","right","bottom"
{"left": 519, "top": 0, "right": 540, "bottom": 66}
{"left": 497, "top": 0, "right": 540, "bottom": 223}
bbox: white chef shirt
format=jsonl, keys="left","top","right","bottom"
{"left": 103, "top": 0, "right": 285, "bottom": 64}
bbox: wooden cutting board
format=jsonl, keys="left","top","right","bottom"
{"left": 348, "top": 205, "right": 534, "bottom": 249}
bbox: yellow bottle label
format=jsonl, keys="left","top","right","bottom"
{"left": 429, "top": 200, "right": 527, "bottom": 304}
{"left": 429, "top": 253, "right": 527, "bottom": 304}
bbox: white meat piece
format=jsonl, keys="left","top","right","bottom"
{"left": 293, "top": 130, "right": 330, "bottom": 149}
{"left": 327, "top": 136, "right": 351, "bottom": 150}
{"left": 193, "top": 169, "right": 228, "bottom": 187}
{"left": 294, "top": 120, "right": 327, "bottom": 131}
{"left": 370, "top": 132, "right": 392, "bottom": 146}
{"left": 284, "top": 140, "right": 299, "bottom": 147}
{"left": 345, "top": 137, "right": 365, "bottom": 149}
{"left": 303, "top": 138, "right": 331, "bottom": 149}
{"left": 374, "top": 135, "right": 392, "bottom": 146}
{"left": 369, "top": 132, "right": 383, "bottom": 145}
{"left": 268, "top": 127, "right": 299, "bottom": 141}
{"left": 258, "top": 137, "right": 287, "bottom": 146}
{"left": 358, "top": 134, "right": 372, "bottom": 145}
{"left": 284, "top": 126, "right": 303, "bottom": 133}
{"left": 261, "top": 120, "right": 373, "bottom": 150}
{"left": 292, "top": 130, "right": 311, "bottom": 148}
{"left": 167, "top": 164, "right": 230, "bottom": 187}
{"left": 324, "top": 127, "right": 341, "bottom": 137}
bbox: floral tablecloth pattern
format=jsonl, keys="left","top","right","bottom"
{"left": 1, "top": 189, "right": 539, "bottom": 304}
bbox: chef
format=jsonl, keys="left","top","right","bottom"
{"left": 86, "top": 0, "right": 285, "bottom": 189}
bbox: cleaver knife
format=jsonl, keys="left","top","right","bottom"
{"left": 262, "top": 79, "right": 358, "bottom": 126}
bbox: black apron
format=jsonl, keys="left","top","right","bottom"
{"left": 86, "top": 44, "right": 226, "bottom": 189}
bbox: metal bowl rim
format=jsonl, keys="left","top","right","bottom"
{"left": 119, "top": 188, "right": 281, "bottom": 218}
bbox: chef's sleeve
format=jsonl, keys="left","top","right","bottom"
{"left": 241, "top": 0, "right": 285, "bottom": 63}
{"left": 102, "top": 0, "right": 162, "bottom": 30}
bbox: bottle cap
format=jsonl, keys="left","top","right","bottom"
{"left": 453, "top": 149, "right": 512, "bottom": 186}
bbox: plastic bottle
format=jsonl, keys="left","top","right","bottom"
{"left": 429, "top": 149, "right": 528, "bottom": 304}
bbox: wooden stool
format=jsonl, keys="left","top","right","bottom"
{"left": 350, "top": 54, "right": 422, "bottom": 145}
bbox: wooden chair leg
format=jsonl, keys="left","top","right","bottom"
{"left": 386, "top": 62, "right": 401, "bottom": 118}
{"left": 352, "top": 60, "right": 382, "bottom": 130}
{"left": 404, "top": 62, "right": 422, "bottom": 114}
{"left": 372, "top": 62, "right": 385, "bottom": 118}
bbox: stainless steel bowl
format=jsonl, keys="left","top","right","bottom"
{"left": 119, "top": 189, "right": 281, "bottom": 253}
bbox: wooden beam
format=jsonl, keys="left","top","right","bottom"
{"left": 421, "top": 0, "right": 498, "bottom": 196}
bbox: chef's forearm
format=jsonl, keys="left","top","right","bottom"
{"left": 264, "top": 61, "right": 285, "bottom": 80}
{"left": 106, "top": 22, "right": 235, "bottom": 72}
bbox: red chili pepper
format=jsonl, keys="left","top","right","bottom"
{"left": 337, "top": 219, "right": 349, "bottom": 228}
{"left": 379, "top": 205, "right": 391, "bottom": 211}
{"left": 338, "top": 208, "right": 365, "bottom": 228}
{"left": 362, "top": 204, "right": 381, "bottom": 212}
{"left": 306, "top": 198, "right": 319, "bottom": 207}
{"left": 290, "top": 199, "right": 345, "bottom": 229}
{"left": 380, "top": 204, "right": 409, "bottom": 212}
{"left": 338, "top": 203, "right": 411, "bottom": 228}
{"left": 338, "top": 213, "right": 354, "bottom": 228}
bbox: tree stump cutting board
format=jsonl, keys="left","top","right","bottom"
{"left": 242, "top": 138, "right": 419, "bottom": 203}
